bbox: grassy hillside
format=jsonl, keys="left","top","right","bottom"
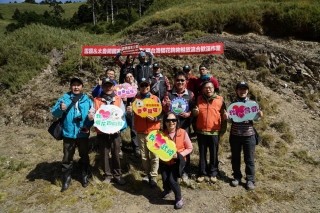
{"left": 0, "top": 2, "right": 84, "bottom": 33}
{"left": 0, "top": 24, "right": 118, "bottom": 93}
{"left": 125, "top": 0, "right": 320, "bottom": 40}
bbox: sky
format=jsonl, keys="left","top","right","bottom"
{"left": 0, "top": 0, "right": 85, "bottom": 3}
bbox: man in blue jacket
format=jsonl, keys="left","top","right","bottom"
{"left": 51, "top": 77, "right": 94, "bottom": 192}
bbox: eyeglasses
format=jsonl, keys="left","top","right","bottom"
{"left": 166, "top": 119, "right": 177, "bottom": 123}
{"left": 203, "top": 86, "right": 214, "bottom": 90}
{"left": 175, "top": 79, "right": 185, "bottom": 82}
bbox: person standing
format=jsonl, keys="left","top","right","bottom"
{"left": 134, "top": 50, "right": 154, "bottom": 85}
{"left": 228, "top": 82, "right": 263, "bottom": 190}
{"left": 92, "top": 78, "right": 126, "bottom": 185}
{"left": 132, "top": 80, "right": 161, "bottom": 187}
{"left": 92, "top": 68, "right": 118, "bottom": 98}
{"left": 123, "top": 72, "right": 139, "bottom": 156}
{"left": 162, "top": 71, "right": 194, "bottom": 181}
{"left": 183, "top": 65, "right": 198, "bottom": 95}
{"left": 193, "top": 81, "right": 227, "bottom": 183}
{"left": 114, "top": 51, "right": 135, "bottom": 84}
{"left": 149, "top": 62, "right": 171, "bottom": 101}
{"left": 51, "top": 77, "right": 94, "bottom": 192}
{"left": 160, "top": 112, "right": 193, "bottom": 209}
{"left": 195, "top": 64, "right": 220, "bottom": 95}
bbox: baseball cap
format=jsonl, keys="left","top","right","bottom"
{"left": 138, "top": 51, "right": 146, "bottom": 57}
{"left": 153, "top": 63, "right": 160, "bottom": 68}
{"left": 183, "top": 65, "right": 191, "bottom": 72}
{"left": 236, "top": 82, "right": 249, "bottom": 89}
{"left": 101, "top": 78, "right": 114, "bottom": 86}
{"left": 70, "top": 77, "right": 83, "bottom": 85}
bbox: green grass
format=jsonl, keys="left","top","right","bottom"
{"left": 0, "top": 2, "right": 84, "bottom": 20}
{"left": 123, "top": 0, "right": 320, "bottom": 40}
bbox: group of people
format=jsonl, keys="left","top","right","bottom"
{"left": 51, "top": 50, "right": 263, "bottom": 210}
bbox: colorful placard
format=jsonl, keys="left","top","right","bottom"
{"left": 146, "top": 130, "right": 177, "bottom": 162}
{"left": 94, "top": 105, "right": 126, "bottom": 134}
{"left": 170, "top": 97, "right": 189, "bottom": 115}
{"left": 227, "top": 101, "right": 260, "bottom": 123}
{"left": 114, "top": 83, "right": 137, "bottom": 98}
{"left": 132, "top": 98, "right": 162, "bottom": 118}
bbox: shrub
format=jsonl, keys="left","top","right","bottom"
{"left": 270, "top": 121, "right": 290, "bottom": 133}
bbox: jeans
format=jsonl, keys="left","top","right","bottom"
{"left": 229, "top": 134, "right": 256, "bottom": 182}
{"left": 197, "top": 134, "right": 219, "bottom": 177}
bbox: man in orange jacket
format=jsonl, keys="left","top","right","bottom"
{"left": 193, "top": 81, "right": 227, "bottom": 183}
{"left": 131, "top": 80, "right": 161, "bottom": 187}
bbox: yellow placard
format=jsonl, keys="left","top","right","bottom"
{"left": 132, "top": 98, "right": 162, "bottom": 118}
{"left": 146, "top": 130, "right": 177, "bottom": 162}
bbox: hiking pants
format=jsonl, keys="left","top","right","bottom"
{"left": 160, "top": 162, "right": 181, "bottom": 201}
{"left": 62, "top": 137, "right": 89, "bottom": 173}
{"left": 197, "top": 134, "right": 219, "bottom": 177}
{"left": 229, "top": 134, "right": 256, "bottom": 182}
{"left": 97, "top": 133, "right": 122, "bottom": 178}
{"left": 137, "top": 133, "right": 159, "bottom": 177}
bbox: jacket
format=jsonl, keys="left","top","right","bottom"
{"left": 51, "top": 92, "right": 93, "bottom": 139}
{"left": 196, "top": 95, "right": 224, "bottom": 132}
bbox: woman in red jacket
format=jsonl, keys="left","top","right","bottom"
{"left": 160, "top": 112, "right": 193, "bottom": 209}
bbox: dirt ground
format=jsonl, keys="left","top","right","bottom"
{"left": 0, "top": 33, "right": 319, "bottom": 212}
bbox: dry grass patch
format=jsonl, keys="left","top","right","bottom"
{"left": 280, "top": 132, "right": 295, "bottom": 144}
{"left": 293, "top": 150, "right": 319, "bottom": 165}
{"left": 270, "top": 121, "right": 290, "bottom": 133}
{"left": 230, "top": 186, "right": 295, "bottom": 212}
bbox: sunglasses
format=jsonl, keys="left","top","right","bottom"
{"left": 175, "top": 79, "right": 185, "bottom": 82}
{"left": 166, "top": 119, "right": 177, "bottom": 123}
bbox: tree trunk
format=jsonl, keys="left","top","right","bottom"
{"left": 111, "top": 0, "right": 114, "bottom": 25}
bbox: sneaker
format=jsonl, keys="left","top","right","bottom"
{"left": 103, "top": 175, "right": 112, "bottom": 184}
{"left": 196, "top": 176, "right": 205, "bottom": 183}
{"left": 181, "top": 173, "right": 189, "bottom": 183}
{"left": 149, "top": 176, "right": 157, "bottom": 187}
{"left": 246, "top": 181, "right": 255, "bottom": 190}
{"left": 174, "top": 199, "right": 184, "bottom": 209}
{"left": 231, "top": 179, "right": 240, "bottom": 187}
{"left": 161, "top": 190, "right": 172, "bottom": 199}
{"left": 114, "top": 177, "right": 126, "bottom": 185}
{"left": 210, "top": 176, "right": 217, "bottom": 183}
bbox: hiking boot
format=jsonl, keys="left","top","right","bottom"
{"left": 196, "top": 176, "right": 205, "bottom": 183}
{"left": 134, "top": 148, "right": 141, "bottom": 158}
{"left": 246, "top": 181, "right": 255, "bottom": 190}
{"left": 174, "top": 199, "right": 184, "bottom": 209}
{"left": 210, "top": 176, "right": 217, "bottom": 183}
{"left": 142, "top": 176, "right": 149, "bottom": 183}
{"left": 114, "top": 177, "right": 126, "bottom": 185}
{"left": 161, "top": 190, "right": 172, "bottom": 199}
{"left": 61, "top": 170, "right": 72, "bottom": 192}
{"left": 149, "top": 176, "right": 157, "bottom": 187}
{"left": 231, "top": 179, "right": 240, "bottom": 187}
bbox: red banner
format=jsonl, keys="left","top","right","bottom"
{"left": 81, "top": 43, "right": 224, "bottom": 56}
